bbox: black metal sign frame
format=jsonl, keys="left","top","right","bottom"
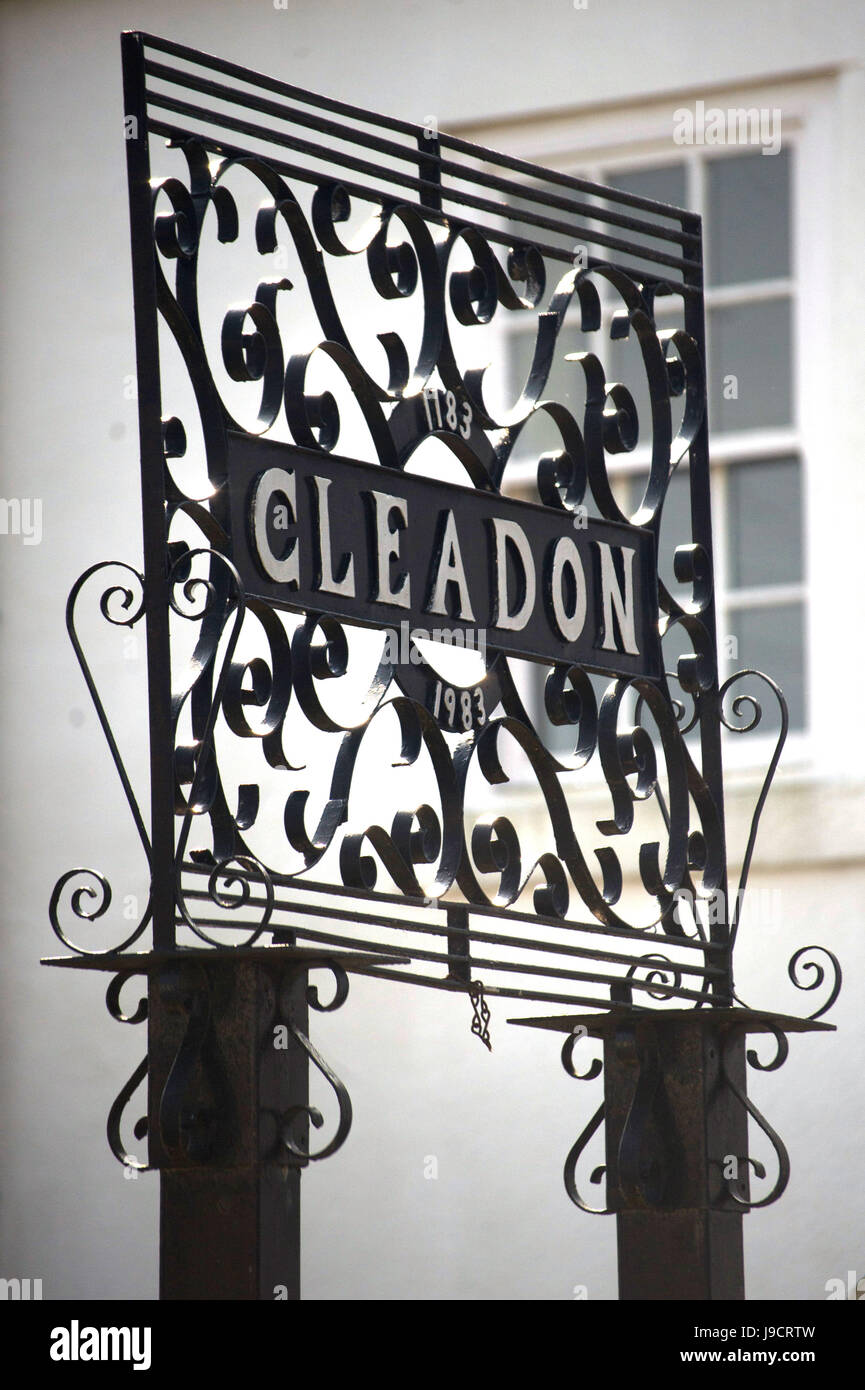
{"left": 57, "top": 28, "right": 736, "bottom": 1011}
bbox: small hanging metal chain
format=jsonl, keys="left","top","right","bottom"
{"left": 468, "top": 981, "right": 492, "bottom": 1051}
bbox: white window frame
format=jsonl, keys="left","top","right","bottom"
{"left": 453, "top": 71, "right": 838, "bottom": 784}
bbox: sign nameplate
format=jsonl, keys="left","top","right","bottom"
{"left": 226, "top": 432, "right": 662, "bottom": 683}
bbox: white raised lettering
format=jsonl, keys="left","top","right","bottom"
{"left": 369, "top": 489, "right": 410, "bottom": 608}
{"left": 491, "top": 517, "right": 535, "bottom": 631}
{"left": 311, "top": 475, "right": 355, "bottom": 597}
{"left": 250, "top": 467, "right": 299, "bottom": 587}
{"left": 427, "top": 510, "right": 475, "bottom": 621}
{"left": 597, "top": 542, "right": 639, "bottom": 655}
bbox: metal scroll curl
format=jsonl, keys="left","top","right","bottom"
{"left": 273, "top": 962, "right": 353, "bottom": 1164}
{"left": 720, "top": 1023, "right": 791, "bottom": 1209}
{"left": 49, "top": 563, "right": 152, "bottom": 955}
{"left": 105, "top": 972, "right": 150, "bottom": 1172}
{"left": 787, "top": 946, "right": 842, "bottom": 1021}
{"left": 722, "top": 668, "right": 788, "bottom": 956}
{"left": 626, "top": 953, "right": 685, "bottom": 1003}
{"left": 562, "top": 1028, "right": 610, "bottom": 1215}
{"left": 722, "top": 670, "right": 843, "bottom": 1024}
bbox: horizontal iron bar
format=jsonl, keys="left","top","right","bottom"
{"left": 144, "top": 59, "right": 699, "bottom": 252}
{"left": 321, "top": 962, "right": 701, "bottom": 1011}
{"left": 148, "top": 118, "right": 697, "bottom": 298}
{"left": 180, "top": 860, "right": 724, "bottom": 952}
{"left": 179, "top": 886, "right": 722, "bottom": 979}
{"left": 146, "top": 91, "right": 699, "bottom": 276}
{"left": 40, "top": 945, "right": 401, "bottom": 972}
{"left": 181, "top": 915, "right": 715, "bottom": 1003}
{"left": 136, "top": 32, "right": 701, "bottom": 228}
{"left": 509, "top": 1005, "right": 836, "bottom": 1035}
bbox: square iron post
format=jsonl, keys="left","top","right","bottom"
{"left": 605, "top": 1013, "right": 747, "bottom": 1300}
{"left": 148, "top": 960, "right": 308, "bottom": 1300}
{"left": 512, "top": 1006, "right": 833, "bottom": 1300}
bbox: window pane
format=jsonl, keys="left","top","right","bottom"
{"left": 726, "top": 602, "right": 805, "bottom": 730}
{"left": 707, "top": 149, "right": 791, "bottom": 286}
{"left": 607, "top": 163, "right": 688, "bottom": 208}
{"left": 708, "top": 298, "right": 792, "bottom": 432}
{"left": 727, "top": 456, "right": 802, "bottom": 588}
{"left": 602, "top": 163, "right": 688, "bottom": 257}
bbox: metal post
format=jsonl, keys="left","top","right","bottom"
{"left": 121, "top": 30, "right": 176, "bottom": 953}
{"left": 606, "top": 1013, "right": 747, "bottom": 1300}
{"left": 515, "top": 1005, "right": 833, "bottom": 1300}
{"left": 148, "top": 959, "right": 309, "bottom": 1300}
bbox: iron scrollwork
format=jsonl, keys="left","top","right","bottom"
{"left": 46, "top": 38, "right": 841, "bottom": 1199}
{"left": 720, "top": 1023, "right": 791, "bottom": 1210}
{"left": 49, "top": 564, "right": 152, "bottom": 957}
{"left": 49, "top": 43, "right": 749, "bottom": 1013}
{"left": 270, "top": 961, "right": 353, "bottom": 1164}
{"left": 105, "top": 972, "right": 150, "bottom": 1173}
{"left": 562, "top": 1028, "right": 610, "bottom": 1215}
{"left": 55, "top": 32, "right": 744, "bottom": 1012}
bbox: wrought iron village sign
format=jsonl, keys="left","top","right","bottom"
{"left": 43, "top": 31, "right": 840, "bottom": 1301}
